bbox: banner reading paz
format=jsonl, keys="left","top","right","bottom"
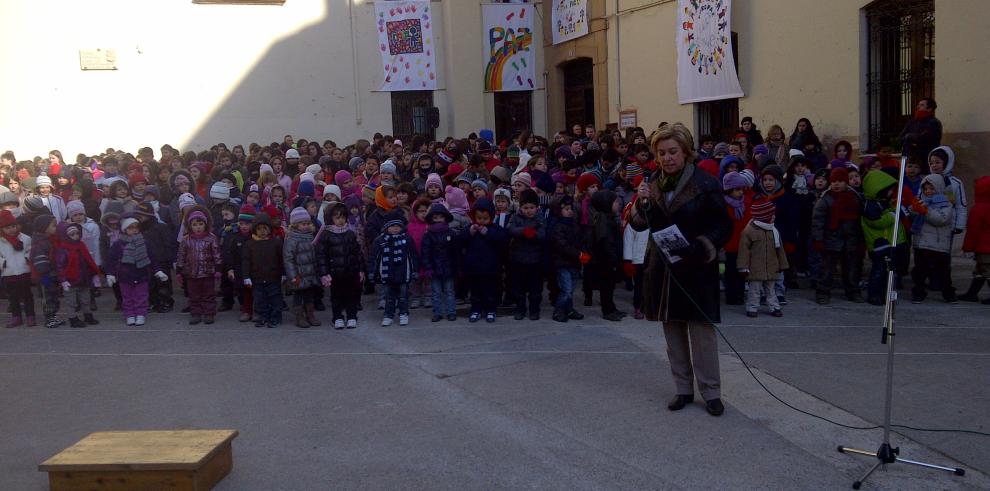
{"left": 375, "top": 1, "right": 437, "bottom": 91}
{"left": 483, "top": 3, "right": 535, "bottom": 92}
{"left": 676, "top": 0, "right": 744, "bottom": 104}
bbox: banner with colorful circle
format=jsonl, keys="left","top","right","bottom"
{"left": 375, "top": 1, "right": 437, "bottom": 91}
{"left": 676, "top": 0, "right": 744, "bottom": 104}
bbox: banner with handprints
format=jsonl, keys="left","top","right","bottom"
{"left": 375, "top": 1, "right": 437, "bottom": 91}
{"left": 675, "top": 0, "right": 743, "bottom": 103}
{"left": 552, "top": 0, "right": 588, "bottom": 45}
{"left": 483, "top": 3, "right": 535, "bottom": 92}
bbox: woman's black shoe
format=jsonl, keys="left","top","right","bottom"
{"left": 667, "top": 394, "right": 694, "bottom": 411}
{"left": 705, "top": 398, "right": 725, "bottom": 416}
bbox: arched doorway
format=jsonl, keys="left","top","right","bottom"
{"left": 562, "top": 58, "right": 595, "bottom": 131}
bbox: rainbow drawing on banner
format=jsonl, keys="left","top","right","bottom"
{"left": 483, "top": 4, "right": 535, "bottom": 92}
{"left": 682, "top": 0, "right": 729, "bottom": 75}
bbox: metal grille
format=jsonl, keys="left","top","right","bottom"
{"left": 695, "top": 32, "right": 739, "bottom": 143}
{"left": 866, "top": 0, "right": 934, "bottom": 151}
{"left": 390, "top": 91, "right": 435, "bottom": 142}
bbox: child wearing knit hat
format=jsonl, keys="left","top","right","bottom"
{"left": 507, "top": 189, "right": 546, "bottom": 320}
{"left": 721, "top": 172, "right": 753, "bottom": 306}
{"left": 737, "top": 200, "right": 789, "bottom": 317}
{"left": 0, "top": 210, "right": 35, "bottom": 327}
{"left": 67, "top": 200, "right": 104, "bottom": 312}
{"left": 221, "top": 205, "right": 257, "bottom": 321}
{"left": 811, "top": 166, "right": 864, "bottom": 304}
{"left": 284, "top": 207, "right": 322, "bottom": 328}
{"left": 176, "top": 210, "right": 222, "bottom": 325}
{"left": 105, "top": 215, "right": 168, "bottom": 326}
{"left": 368, "top": 211, "right": 418, "bottom": 326}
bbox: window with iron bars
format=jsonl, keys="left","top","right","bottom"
{"left": 865, "top": 0, "right": 934, "bottom": 151}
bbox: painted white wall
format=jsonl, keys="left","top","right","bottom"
{"left": 1, "top": 0, "right": 545, "bottom": 160}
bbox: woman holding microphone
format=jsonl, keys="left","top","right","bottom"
{"left": 629, "top": 123, "right": 732, "bottom": 416}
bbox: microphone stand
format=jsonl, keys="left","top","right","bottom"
{"left": 837, "top": 155, "right": 966, "bottom": 489}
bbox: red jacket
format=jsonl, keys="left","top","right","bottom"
{"left": 963, "top": 176, "right": 990, "bottom": 254}
{"left": 723, "top": 192, "right": 753, "bottom": 253}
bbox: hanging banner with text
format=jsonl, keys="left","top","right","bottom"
{"left": 552, "top": 0, "right": 588, "bottom": 45}
{"left": 675, "top": 0, "right": 744, "bottom": 104}
{"left": 375, "top": 1, "right": 437, "bottom": 91}
{"left": 483, "top": 3, "right": 535, "bottom": 92}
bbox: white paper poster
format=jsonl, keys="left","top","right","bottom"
{"left": 375, "top": 1, "right": 437, "bottom": 91}
{"left": 482, "top": 3, "right": 535, "bottom": 92}
{"left": 551, "top": 0, "right": 588, "bottom": 45}
{"left": 676, "top": 0, "right": 744, "bottom": 104}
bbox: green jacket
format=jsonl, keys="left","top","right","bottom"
{"left": 861, "top": 171, "right": 907, "bottom": 252}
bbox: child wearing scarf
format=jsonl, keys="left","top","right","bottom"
{"left": 55, "top": 222, "right": 101, "bottom": 327}
{"left": 811, "top": 167, "right": 865, "bottom": 304}
{"left": 105, "top": 217, "right": 168, "bottom": 326}
{"left": 316, "top": 203, "right": 365, "bottom": 329}
{"left": 909, "top": 174, "right": 957, "bottom": 304}
{"left": 421, "top": 204, "right": 458, "bottom": 322}
{"left": 0, "top": 210, "right": 35, "bottom": 327}
{"left": 738, "top": 200, "right": 789, "bottom": 318}
{"left": 721, "top": 171, "right": 753, "bottom": 306}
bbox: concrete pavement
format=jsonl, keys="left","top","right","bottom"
{"left": 0, "top": 277, "right": 987, "bottom": 489}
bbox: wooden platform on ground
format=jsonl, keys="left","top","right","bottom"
{"left": 39, "top": 430, "right": 238, "bottom": 491}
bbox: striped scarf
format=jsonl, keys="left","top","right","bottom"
{"left": 120, "top": 233, "right": 151, "bottom": 269}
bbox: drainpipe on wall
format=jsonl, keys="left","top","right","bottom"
{"left": 349, "top": 0, "right": 363, "bottom": 126}
{"left": 615, "top": 0, "right": 621, "bottom": 112}
{"left": 544, "top": 70, "right": 550, "bottom": 137}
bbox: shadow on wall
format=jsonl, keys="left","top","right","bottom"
{"left": 184, "top": 0, "right": 383, "bottom": 152}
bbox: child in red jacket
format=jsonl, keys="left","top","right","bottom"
{"left": 959, "top": 176, "right": 990, "bottom": 303}
{"left": 722, "top": 171, "right": 753, "bottom": 305}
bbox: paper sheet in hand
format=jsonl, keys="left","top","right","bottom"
{"left": 652, "top": 225, "right": 690, "bottom": 263}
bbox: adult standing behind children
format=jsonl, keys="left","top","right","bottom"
{"left": 628, "top": 123, "right": 732, "bottom": 417}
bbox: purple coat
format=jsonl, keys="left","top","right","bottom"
{"left": 105, "top": 237, "right": 158, "bottom": 284}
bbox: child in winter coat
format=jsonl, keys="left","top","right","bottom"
{"left": 368, "top": 212, "right": 418, "bottom": 326}
{"left": 928, "top": 146, "right": 968, "bottom": 235}
{"left": 0, "top": 210, "right": 35, "bottom": 327}
{"left": 67, "top": 200, "right": 103, "bottom": 312}
{"left": 861, "top": 170, "right": 909, "bottom": 305}
{"left": 811, "top": 167, "right": 864, "bottom": 304}
{"left": 134, "top": 202, "right": 176, "bottom": 313}
{"left": 407, "top": 198, "right": 431, "bottom": 309}
{"left": 30, "top": 215, "right": 61, "bottom": 328}
{"left": 99, "top": 202, "right": 125, "bottom": 310}
{"left": 105, "top": 217, "right": 168, "bottom": 326}
{"left": 737, "top": 200, "right": 789, "bottom": 317}
{"left": 222, "top": 205, "right": 256, "bottom": 322}
{"left": 243, "top": 213, "right": 284, "bottom": 328}
{"left": 586, "top": 190, "right": 625, "bottom": 321}
{"left": 549, "top": 195, "right": 587, "bottom": 323}
{"left": 909, "top": 174, "right": 957, "bottom": 303}
{"left": 317, "top": 203, "right": 365, "bottom": 329}
{"left": 284, "top": 207, "right": 321, "bottom": 328}
{"left": 421, "top": 203, "right": 459, "bottom": 322}
{"left": 721, "top": 171, "right": 753, "bottom": 306}
{"left": 459, "top": 198, "right": 507, "bottom": 323}
{"left": 175, "top": 209, "right": 222, "bottom": 325}
{"left": 960, "top": 176, "right": 990, "bottom": 304}
{"left": 621, "top": 195, "right": 650, "bottom": 319}
{"left": 507, "top": 189, "right": 546, "bottom": 320}
{"left": 55, "top": 221, "right": 101, "bottom": 327}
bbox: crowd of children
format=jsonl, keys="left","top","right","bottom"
{"left": 0, "top": 116, "right": 986, "bottom": 329}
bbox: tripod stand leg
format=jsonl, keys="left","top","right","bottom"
{"left": 853, "top": 461, "right": 883, "bottom": 490}
{"left": 895, "top": 456, "right": 965, "bottom": 475}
